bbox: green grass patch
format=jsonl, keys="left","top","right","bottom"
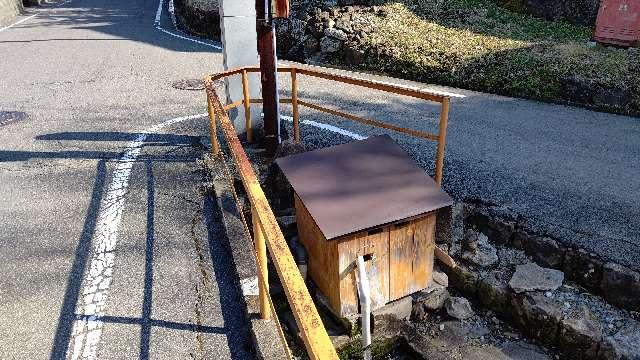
{"left": 346, "top": 0, "right": 640, "bottom": 115}
{"left": 338, "top": 337, "right": 421, "bottom": 360}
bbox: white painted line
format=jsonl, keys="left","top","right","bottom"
{"left": 168, "top": 0, "right": 178, "bottom": 29}
{"left": 66, "top": 113, "right": 208, "bottom": 360}
{"left": 156, "top": 27, "right": 222, "bottom": 49}
{"left": 154, "top": 0, "right": 162, "bottom": 26}
{"left": 56, "top": 0, "right": 74, "bottom": 6}
{"left": 0, "top": 14, "right": 37, "bottom": 32}
{"left": 154, "top": 0, "right": 222, "bottom": 50}
{"left": 280, "top": 115, "right": 367, "bottom": 141}
{"left": 240, "top": 277, "right": 259, "bottom": 296}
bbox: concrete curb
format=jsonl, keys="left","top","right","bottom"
{"left": 445, "top": 263, "right": 640, "bottom": 360}
{"left": 204, "top": 154, "right": 288, "bottom": 360}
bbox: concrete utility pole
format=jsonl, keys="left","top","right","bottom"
{"left": 220, "top": 0, "right": 289, "bottom": 156}
{"left": 219, "top": 0, "right": 261, "bottom": 135}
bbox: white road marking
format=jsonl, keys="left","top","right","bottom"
{"left": 56, "top": 0, "right": 75, "bottom": 6}
{"left": 168, "top": 0, "right": 178, "bottom": 29}
{"left": 154, "top": 0, "right": 222, "bottom": 50}
{"left": 66, "top": 113, "right": 208, "bottom": 360}
{"left": 0, "top": 14, "right": 37, "bottom": 32}
{"left": 154, "top": 0, "right": 162, "bottom": 25}
{"left": 280, "top": 115, "right": 368, "bottom": 140}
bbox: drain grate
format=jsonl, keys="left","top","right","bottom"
{"left": 171, "top": 79, "right": 205, "bottom": 91}
{"left": 0, "top": 111, "right": 28, "bottom": 126}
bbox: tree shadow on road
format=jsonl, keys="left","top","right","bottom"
{"left": 0, "top": 0, "right": 221, "bottom": 54}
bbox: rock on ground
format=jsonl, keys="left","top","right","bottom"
{"left": 509, "top": 263, "right": 564, "bottom": 293}
{"left": 446, "top": 296, "right": 475, "bottom": 320}
{"left": 599, "top": 321, "right": 640, "bottom": 360}
{"left": 411, "top": 284, "right": 450, "bottom": 321}
{"left": 461, "top": 231, "right": 499, "bottom": 268}
{"left": 433, "top": 267, "right": 449, "bottom": 287}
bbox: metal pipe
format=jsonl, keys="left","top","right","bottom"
{"left": 253, "top": 206, "right": 271, "bottom": 320}
{"left": 435, "top": 97, "right": 450, "bottom": 186}
{"left": 242, "top": 70, "right": 253, "bottom": 143}
{"left": 356, "top": 256, "right": 372, "bottom": 360}
{"left": 206, "top": 94, "right": 219, "bottom": 155}
{"left": 291, "top": 68, "right": 300, "bottom": 143}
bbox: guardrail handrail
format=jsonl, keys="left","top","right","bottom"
{"left": 210, "top": 65, "right": 450, "bottom": 184}
{"left": 203, "top": 64, "right": 452, "bottom": 360}
{"left": 204, "top": 74, "right": 339, "bottom": 360}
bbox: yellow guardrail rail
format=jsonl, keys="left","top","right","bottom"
{"left": 203, "top": 64, "right": 452, "bottom": 360}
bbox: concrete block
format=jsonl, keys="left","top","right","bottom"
{"left": 219, "top": 0, "right": 256, "bottom": 17}
{"left": 373, "top": 296, "right": 413, "bottom": 321}
{"left": 219, "top": 0, "right": 261, "bottom": 133}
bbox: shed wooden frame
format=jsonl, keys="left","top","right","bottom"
{"left": 296, "top": 194, "right": 438, "bottom": 316}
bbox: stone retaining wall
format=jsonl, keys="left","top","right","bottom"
{"left": 435, "top": 202, "right": 640, "bottom": 359}
{"left": 173, "top": 0, "right": 220, "bottom": 40}
{"left": 0, "top": 0, "right": 23, "bottom": 25}
{"left": 463, "top": 204, "right": 640, "bottom": 312}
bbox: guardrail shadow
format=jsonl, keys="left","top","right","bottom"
{"left": 0, "top": 130, "right": 228, "bottom": 359}
{"left": 202, "top": 195, "right": 254, "bottom": 360}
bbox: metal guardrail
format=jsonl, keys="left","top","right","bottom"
{"left": 203, "top": 65, "right": 452, "bottom": 360}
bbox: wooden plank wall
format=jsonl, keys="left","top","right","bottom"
{"left": 294, "top": 194, "right": 341, "bottom": 312}
{"left": 296, "top": 192, "right": 437, "bottom": 317}
{"left": 389, "top": 215, "right": 435, "bottom": 301}
{"left": 337, "top": 228, "right": 390, "bottom": 315}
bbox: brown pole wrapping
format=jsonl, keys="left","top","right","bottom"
{"left": 273, "top": 0, "right": 290, "bottom": 18}
{"left": 256, "top": 0, "right": 280, "bottom": 157}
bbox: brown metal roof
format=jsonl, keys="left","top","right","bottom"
{"left": 276, "top": 135, "right": 452, "bottom": 240}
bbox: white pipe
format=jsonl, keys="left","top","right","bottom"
{"left": 356, "top": 256, "right": 372, "bottom": 360}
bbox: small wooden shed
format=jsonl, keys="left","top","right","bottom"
{"left": 276, "top": 135, "right": 452, "bottom": 317}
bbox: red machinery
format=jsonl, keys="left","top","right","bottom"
{"left": 594, "top": 0, "right": 640, "bottom": 46}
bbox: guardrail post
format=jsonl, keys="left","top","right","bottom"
{"left": 291, "top": 68, "right": 300, "bottom": 143}
{"left": 242, "top": 70, "right": 253, "bottom": 143}
{"left": 252, "top": 206, "right": 271, "bottom": 320}
{"left": 206, "top": 95, "right": 219, "bottom": 155}
{"left": 435, "top": 97, "right": 450, "bottom": 186}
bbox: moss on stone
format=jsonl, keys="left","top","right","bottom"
{"left": 338, "top": 337, "right": 414, "bottom": 360}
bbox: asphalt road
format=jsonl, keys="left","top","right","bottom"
{"left": 275, "top": 66, "right": 640, "bottom": 272}
{"left": 0, "top": 0, "right": 253, "bottom": 359}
